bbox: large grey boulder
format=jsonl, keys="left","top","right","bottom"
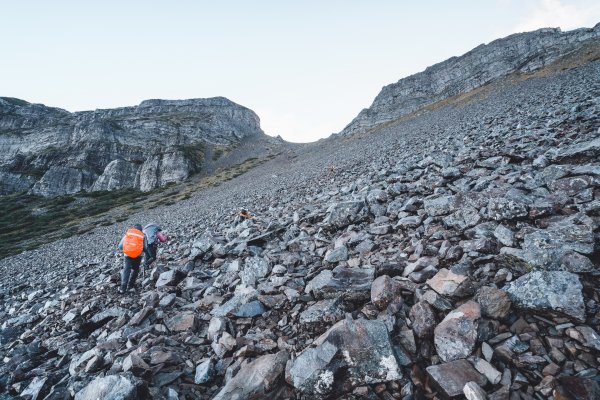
{"left": 212, "top": 351, "right": 288, "bottom": 400}
{"left": 503, "top": 270, "right": 585, "bottom": 321}
{"left": 434, "top": 301, "right": 480, "bottom": 362}
{"left": 305, "top": 265, "right": 375, "bottom": 301}
{"left": 74, "top": 374, "right": 147, "bottom": 400}
{"left": 240, "top": 256, "right": 271, "bottom": 286}
{"left": 288, "top": 318, "right": 401, "bottom": 398}
{"left": 323, "top": 200, "right": 366, "bottom": 228}
{"left": 514, "top": 218, "right": 595, "bottom": 272}
{"left": 426, "top": 359, "right": 487, "bottom": 398}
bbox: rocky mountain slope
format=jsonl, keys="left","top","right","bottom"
{"left": 1, "top": 29, "right": 600, "bottom": 400}
{"left": 0, "top": 97, "right": 266, "bottom": 196}
{"left": 339, "top": 23, "right": 600, "bottom": 137}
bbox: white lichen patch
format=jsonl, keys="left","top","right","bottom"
{"left": 315, "top": 370, "right": 334, "bottom": 394}
{"left": 342, "top": 350, "right": 354, "bottom": 365}
{"left": 380, "top": 355, "right": 401, "bottom": 381}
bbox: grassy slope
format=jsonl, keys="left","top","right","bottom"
{"left": 0, "top": 153, "right": 275, "bottom": 259}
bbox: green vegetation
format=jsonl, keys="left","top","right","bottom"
{"left": 176, "top": 143, "right": 205, "bottom": 173}
{"left": 0, "top": 189, "right": 147, "bottom": 259}
{"left": 212, "top": 143, "right": 239, "bottom": 161}
{"left": 0, "top": 151, "right": 277, "bottom": 259}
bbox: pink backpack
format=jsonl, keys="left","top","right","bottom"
{"left": 156, "top": 231, "right": 169, "bottom": 243}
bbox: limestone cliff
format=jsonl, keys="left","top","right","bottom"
{"left": 0, "top": 97, "right": 264, "bottom": 196}
{"left": 339, "top": 23, "right": 600, "bottom": 136}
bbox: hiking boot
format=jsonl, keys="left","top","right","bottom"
{"left": 127, "top": 285, "right": 137, "bottom": 293}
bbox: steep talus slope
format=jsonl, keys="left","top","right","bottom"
{"left": 340, "top": 23, "right": 600, "bottom": 137}
{"left": 0, "top": 97, "right": 265, "bottom": 196}
{"left": 1, "top": 42, "right": 600, "bottom": 400}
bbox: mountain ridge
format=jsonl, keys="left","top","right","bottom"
{"left": 0, "top": 96, "right": 268, "bottom": 196}
{"left": 339, "top": 23, "right": 600, "bottom": 136}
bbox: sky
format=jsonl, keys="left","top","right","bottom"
{"left": 1, "top": 1, "right": 599, "bottom": 143}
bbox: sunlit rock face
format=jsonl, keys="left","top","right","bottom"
{"left": 0, "top": 96, "right": 263, "bottom": 196}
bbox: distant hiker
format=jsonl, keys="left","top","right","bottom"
{"left": 234, "top": 208, "right": 252, "bottom": 225}
{"left": 143, "top": 223, "right": 169, "bottom": 270}
{"left": 118, "top": 224, "right": 148, "bottom": 293}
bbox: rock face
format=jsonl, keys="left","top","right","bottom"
{"left": 339, "top": 23, "right": 600, "bottom": 136}
{"left": 0, "top": 96, "right": 264, "bottom": 196}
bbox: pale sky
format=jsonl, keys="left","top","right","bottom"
{"left": 1, "top": 1, "right": 599, "bottom": 143}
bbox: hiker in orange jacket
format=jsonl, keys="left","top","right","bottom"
{"left": 118, "top": 224, "right": 149, "bottom": 293}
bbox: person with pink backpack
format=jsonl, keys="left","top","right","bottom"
{"left": 142, "top": 223, "right": 169, "bottom": 271}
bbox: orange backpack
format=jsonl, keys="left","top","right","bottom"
{"left": 123, "top": 228, "right": 144, "bottom": 258}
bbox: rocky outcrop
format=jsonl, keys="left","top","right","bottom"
{"left": 339, "top": 23, "right": 600, "bottom": 136}
{"left": 0, "top": 96, "right": 264, "bottom": 196}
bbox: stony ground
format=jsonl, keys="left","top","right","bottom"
{"left": 1, "top": 60, "right": 599, "bottom": 400}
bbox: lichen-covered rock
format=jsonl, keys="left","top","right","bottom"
{"left": 74, "top": 374, "right": 148, "bottom": 400}
{"left": 288, "top": 318, "right": 401, "bottom": 398}
{"left": 503, "top": 270, "right": 585, "bottom": 321}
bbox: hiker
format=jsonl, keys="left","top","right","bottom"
{"left": 234, "top": 208, "right": 252, "bottom": 226}
{"left": 118, "top": 224, "right": 148, "bottom": 293}
{"left": 143, "top": 223, "right": 169, "bottom": 269}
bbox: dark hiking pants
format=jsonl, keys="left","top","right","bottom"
{"left": 121, "top": 255, "right": 142, "bottom": 290}
{"left": 144, "top": 243, "right": 158, "bottom": 268}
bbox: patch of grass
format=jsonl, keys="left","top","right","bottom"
{"left": 0, "top": 189, "right": 148, "bottom": 259}
{"left": 212, "top": 143, "right": 239, "bottom": 161}
{"left": 1, "top": 150, "right": 277, "bottom": 259}
{"left": 176, "top": 143, "right": 205, "bottom": 174}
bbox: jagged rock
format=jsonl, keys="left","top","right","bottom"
{"left": 20, "top": 376, "right": 48, "bottom": 400}
{"left": 232, "top": 300, "right": 266, "bottom": 318}
{"left": 554, "top": 137, "right": 600, "bottom": 162}
{"left": 424, "top": 195, "right": 456, "bottom": 216}
{"left": 74, "top": 374, "right": 148, "bottom": 400}
{"left": 323, "top": 200, "right": 366, "bottom": 228}
{"left": 434, "top": 301, "right": 480, "bottom": 362}
{"left": 123, "top": 353, "right": 151, "bottom": 376}
{"left": 426, "top": 268, "right": 470, "bottom": 297}
{"left": 487, "top": 197, "right": 528, "bottom": 220}
{"left": 371, "top": 275, "right": 403, "bottom": 309}
{"left": 566, "top": 326, "right": 600, "bottom": 351}
{"left": 472, "top": 357, "right": 501, "bottom": 384}
{"left": 475, "top": 286, "right": 511, "bottom": 319}
{"left": 212, "top": 351, "right": 288, "bottom": 400}
{"left": 299, "top": 299, "right": 345, "bottom": 326}
{"left": 289, "top": 318, "right": 401, "bottom": 397}
{"left": 305, "top": 265, "right": 375, "bottom": 301}
{"left": 195, "top": 359, "right": 214, "bottom": 385}
{"left": 241, "top": 256, "right": 271, "bottom": 286}
{"left": 555, "top": 376, "right": 600, "bottom": 399}
{"left": 514, "top": 219, "right": 595, "bottom": 271}
{"left": 165, "top": 312, "right": 197, "bottom": 332}
{"left": 503, "top": 270, "right": 585, "bottom": 321}
{"left": 409, "top": 301, "right": 437, "bottom": 338}
{"left": 156, "top": 269, "right": 186, "bottom": 288}
{"left": 463, "top": 381, "right": 487, "bottom": 400}
{"left": 426, "top": 359, "right": 487, "bottom": 398}
{"left": 324, "top": 246, "right": 349, "bottom": 263}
